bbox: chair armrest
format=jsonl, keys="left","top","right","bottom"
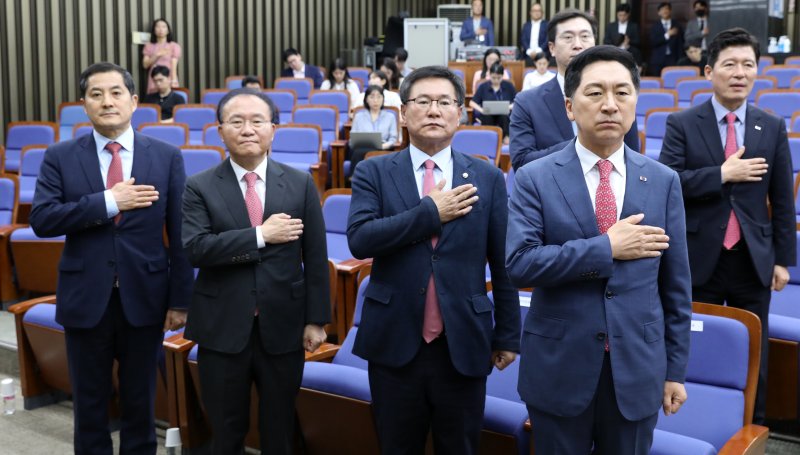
{"left": 334, "top": 258, "right": 372, "bottom": 275}
{"left": 331, "top": 140, "right": 348, "bottom": 188}
{"left": 8, "top": 295, "right": 57, "bottom": 316}
{"left": 718, "top": 424, "right": 769, "bottom": 455}
{"left": 305, "top": 342, "right": 341, "bottom": 362}
{"left": 162, "top": 333, "right": 196, "bottom": 353}
{"left": 309, "top": 163, "right": 327, "bottom": 196}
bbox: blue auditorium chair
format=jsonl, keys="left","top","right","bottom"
{"left": 293, "top": 104, "right": 339, "bottom": 153}
{"left": 763, "top": 65, "right": 800, "bottom": 88}
{"left": 643, "top": 108, "right": 681, "bottom": 161}
{"left": 10, "top": 227, "right": 64, "bottom": 294}
{"left": 138, "top": 122, "right": 189, "bottom": 147}
{"left": 72, "top": 122, "right": 94, "bottom": 139}
{"left": 691, "top": 89, "right": 713, "bottom": 107}
{"left": 4, "top": 121, "right": 57, "bottom": 172}
{"left": 173, "top": 104, "right": 217, "bottom": 144}
{"left": 347, "top": 67, "right": 370, "bottom": 92}
{"left": 322, "top": 189, "right": 353, "bottom": 264}
{"left": 675, "top": 78, "right": 712, "bottom": 108}
{"left": 270, "top": 124, "right": 326, "bottom": 193}
{"left": 57, "top": 102, "right": 89, "bottom": 141}
{"left": 18, "top": 145, "right": 46, "bottom": 222}
{"left": 179, "top": 145, "right": 225, "bottom": 176}
{"left": 274, "top": 77, "right": 313, "bottom": 104}
{"left": 263, "top": 89, "right": 296, "bottom": 124}
{"left": 636, "top": 90, "right": 677, "bottom": 129}
{"left": 756, "top": 90, "right": 800, "bottom": 125}
{"left": 661, "top": 66, "right": 700, "bottom": 89}
{"left": 452, "top": 125, "right": 503, "bottom": 168}
{"left": 640, "top": 77, "right": 662, "bottom": 90}
{"left": 202, "top": 123, "right": 224, "bottom": 149}
{"left": 131, "top": 104, "right": 161, "bottom": 130}
{"left": 0, "top": 173, "right": 20, "bottom": 302}
{"left": 749, "top": 77, "right": 776, "bottom": 104}
{"left": 757, "top": 56, "right": 774, "bottom": 75}
{"left": 309, "top": 89, "right": 351, "bottom": 126}
{"left": 225, "top": 75, "right": 263, "bottom": 90}
{"left": 200, "top": 88, "right": 229, "bottom": 107}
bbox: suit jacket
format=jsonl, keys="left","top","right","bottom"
{"left": 280, "top": 64, "right": 324, "bottom": 89}
{"left": 519, "top": 20, "right": 548, "bottom": 56}
{"left": 506, "top": 143, "right": 692, "bottom": 421}
{"left": 648, "top": 20, "right": 684, "bottom": 69}
{"left": 460, "top": 16, "right": 495, "bottom": 46}
{"left": 509, "top": 77, "right": 640, "bottom": 170}
{"left": 347, "top": 149, "right": 520, "bottom": 378}
{"left": 603, "top": 21, "right": 641, "bottom": 49}
{"left": 684, "top": 18, "right": 707, "bottom": 47}
{"left": 658, "top": 101, "right": 796, "bottom": 287}
{"left": 30, "top": 132, "right": 193, "bottom": 328}
{"left": 182, "top": 158, "right": 330, "bottom": 354}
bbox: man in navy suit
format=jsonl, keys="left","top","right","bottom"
{"left": 659, "top": 28, "right": 796, "bottom": 424}
{"left": 603, "top": 3, "right": 642, "bottom": 65}
{"left": 510, "top": 9, "right": 639, "bottom": 171}
{"left": 347, "top": 66, "right": 520, "bottom": 454}
{"left": 460, "top": 0, "right": 495, "bottom": 46}
{"left": 279, "top": 48, "right": 324, "bottom": 89}
{"left": 30, "top": 62, "right": 194, "bottom": 454}
{"left": 507, "top": 46, "right": 692, "bottom": 454}
{"left": 519, "top": 2, "right": 548, "bottom": 65}
{"left": 648, "top": 2, "right": 683, "bottom": 77}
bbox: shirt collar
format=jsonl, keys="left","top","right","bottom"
{"left": 711, "top": 95, "right": 747, "bottom": 125}
{"left": 230, "top": 156, "right": 268, "bottom": 183}
{"left": 93, "top": 126, "right": 135, "bottom": 153}
{"left": 556, "top": 73, "right": 566, "bottom": 96}
{"left": 410, "top": 143, "right": 452, "bottom": 171}
{"left": 532, "top": 20, "right": 541, "bottom": 25}
{"left": 575, "top": 138, "right": 626, "bottom": 178}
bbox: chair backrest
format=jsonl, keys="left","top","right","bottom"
{"left": 131, "top": 104, "right": 161, "bottom": 130}
{"left": 270, "top": 124, "right": 323, "bottom": 166}
{"left": 173, "top": 87, "right": 190, "bottom": 103}
{"left": 450, "top": 68, "right": 466, "bottom": 85}
{"left": 322, "top": 189, "right": 353, "bottom": 263}
{"left": 755, "top": 89, "right": 800, "bottom": 123}
{"left": 452, "top": 126, "right": 502, "bottom": 167}
{"left": 72, "top": 122, "right": 94, "bottom": 138}
{"left": 180, "top": 145, "right": 226, "bottom": 176}
{"left": 788, "top": 134, "right": 800, "bottom": 172}
{"left": 792, "top": 76, "right": 800, "bottom": 90}
{"left": 173, "top": 104, "right": 217, "bottom": 132}
{"left": 750, "top": 76, "right": 777, "bottom": 103}
{"left": 784, "top": 56, "right": 800, "bottom": 66}
{"left": 262, "top": 89, "right": 297, "bottom": 124}
{"left": 0, "top": 174, "right": 19, "bottom": 225}
{"left": 309, "top": 90, "right": 350, "bottom": 117}
{"left": 347, "top": 67, "right": 370, "bottom": 92}
{"left": 640, "top": 77, "right": 662, "bottom": 90}
{"left": 757, "top": 56, "right": 774, "bottom": 75}
{"left": 636, "top": 90, "right": 677, "bottom": 126}
{"left": 505, "top": 166, "right": 515, "bottom": 198}
{"left": 661, "top": 66, "right": 700, "bottom": 89}
{"left": 791, "top": 112, "right": 800, "bottom": 133}
{"left": 19, "top": 146, "right": 47, "bottom": 203}
{"left": 655, "top": 302, "right": 760, "bottom": 452}
{"left": 274, "top": 77, "right": 313, "bottom": 103}
{"left": 5, "top": 122, "right": 58, "bottom": 172}
{"left": 293, "top": 105, "right": 339, "bottom": 141}
{"left": 200, "top": 89, "right": 230, "bottom": 107}
{"left": 763, "top": 65, "right": 800, "bottom": 88}
{"left": 138, "top": 122, "right": 189, "bottom": 146}
{"left": 333, "top": 274, "right": 370, "bottom": 370}
{"left": 644, "top": 108, "right": 681, "bottom": 161}
{"left": 690, "top": 89, "right": 714, "bottom": 107}
{"left": 675, "top": 78, "right": 712, "bottom": 106}
{"left": 225, "top": 74, "right": 263, "bottom": 89}
{"left": 58, "top": 102, "right": 89, "bottom": 141}
{"left": 202, "top": 123, "right": 225, "bottom": 149}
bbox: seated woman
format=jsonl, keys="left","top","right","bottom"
{"left": 353, "top": 70, "right": 402, "bottom": 111}
{"left": 522, "top": 52, "right": 555, "bottom": 91}
{"left": 380, "top": 57, "right": 401, "bottom": 90}
{"left": 349, "top": 85, "right": 399, "bottom": 173}
{"left": 320, "top": 58, "right": 361, "bottom": 109}
{"left": 469, "top": 62, "right": 516, "bottom": 144}
{"left": 471, "top": 48, "right": 511, "bottom": 93}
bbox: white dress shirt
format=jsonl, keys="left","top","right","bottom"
{"left": 618, "top": 21, "right": 628, "bottom": 35}
{"left": 230, "top": 157, "right": 269, "bottom": 248}
{"left": 528, "top": 20, "right": 543, "bottom": 54}
{"left": 410, "top": 145, "right": 453, "bottom": 197}
{"left": 522, "top": 70, "right": 555, "bottom": 91}
{"left": 575, "top": 139, "right": 626, "bottom": 221}
{"left": 293, "top": 65, "right": 306, "bottom": 79}
{"left": 94, "top": 127, "right": 135, "bottom": 218}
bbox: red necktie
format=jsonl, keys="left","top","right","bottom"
{"left": 244, "top": 172, "right": 263, "bottom": 227}
{"left": 595, "top": 160, "right": 617, "bottom": 235}
{"left": 422, "top": 159, "right": 443, "bottom": 343}
{"left": 723, "top": 112, "right": 741, "bottom": 249}
{"left": 105, "top": 142, "right": 123, "bottom": 224}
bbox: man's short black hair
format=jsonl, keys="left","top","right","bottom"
{"left": 399, "top": 66, "right": 465, "bottom": 107}
{"left": 564, "top": 45, "right": 640, "bottom": 99}
{"left": 241, "top": 75, "right": 261, "bottom": 88}
{"left": 79, "top": 62, "right": 136, "bottom": 97}
{"left": 151, "top": 65, "right": 170, "bottom": 79}
{"left": 216, "top": 88, "right": 278, "bottom": 124}
{"left": 547, "top": 9, "right": 598, "bottom": 44}
{"left": 707, "top": 28, "right": 760, "bottom": 69}
{"left": 394, "top": 48, "right": 409, "bottom": 62}
{"left": 684, "top": 39, "right": 702, "bottom": 51}
{"left": 616, "top": 3, "right": 631, "bottom": 14}
{"left": 657, "top": 2, "right": 672, "bottom": 11}
{"left": 282, "top": 48, "right": 301, "bottom": 63}
{"left": 693, "top": 0, "right": 708, "bottom": 8}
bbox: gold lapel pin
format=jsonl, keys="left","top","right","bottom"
{"left": 462, "top": 172, "right": 469, "bottom": 178}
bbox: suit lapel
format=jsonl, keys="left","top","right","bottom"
{"left": 214, "top": 158, "right": 252, "bottom": 228}
{"left": 696, "top": 100, "right": 725, "bottom": 166}
{"left": 264, "top": 158, "right": 287, "bottom": 216}
{"left": 388, "top": 149, "right": 421, "bottom": 211}
{"left": 437, "top": 151, "right": 473, "bottom": 247}
{"left": 552, "top": 143, "right": 599, "bottom": 239}
{"left": 542, "top": 79, "right": 574, "bottom": 139}
{"left": 742, "top": 105, "right": 763, "bottom": 159}
{"left": 77, "top": 134, "right": 105, "bottom": 194}
{"left": 619, "top": 148, "right": 651, "bottom": 219}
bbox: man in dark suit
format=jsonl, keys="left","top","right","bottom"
{"left": 279, "top": 47, "right": 324, "bottom": 88}
{"left": 659, "top": 28, "right": 796, "bottom": 424}
{"left": 30, "top": 62, "right": 194, "bottom": 454}
{"left": 684, "top": 0, "right": 710, "bottom": 52}
{"left": 510, "top": 9, "right": 640, "bottom": 171}
{"left": 648, "top": 2, "right": 684, "bottom": 77}
{"left": 459, "top": 0, "right": 495, "bottom": 46}
{"left": 181, "top": 88, "right": 329, "bottom": 454}
{"left": 347, "top": 66, "right": 520, "bottom": 454}
{"left": 603, "top": 3, "right": 642, "bottom": 65}
{"left": 519, "top": 2, "right": 548, "bottom": 65}
{"left": 507, "top": 45, "right": 692, "bottom": 455}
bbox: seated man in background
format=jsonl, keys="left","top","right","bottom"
{"left": 677, "top": 40, "right": 707, "bottom": 70}
{"left": 280, "top": 47, "right": 324, "bottom": 88}
{"left": 142, "top": 65, "right": 185, "bottom": 121}
{"left": 241, "top": 75, "right": 262, "bottom": 89}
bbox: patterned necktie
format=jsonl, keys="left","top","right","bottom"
{"left": 723, "top": 113, "right": 741, "bottom": 249}
{"left": 422, "top": 159, "right": 443, "bottom": 343}
{"left": 105, "top": 142, "right": 123, "bottom": 224}
{"left": 244, "top": 172, "right": 263, "bottom": 227}
{"left": 595, "top": 160, "right": 617, "bottom": 234}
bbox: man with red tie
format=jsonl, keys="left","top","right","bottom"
{"left": 30, "top": 62, "right": 194, "bottom": 454}
{"left": 659, "top": 28, "right": 796, "bottom": 424}
{"left": 181, "top": 88, "right": 329, "bottom": 454}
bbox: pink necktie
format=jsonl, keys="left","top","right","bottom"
{"left": 105, "top": 142, "right": 123, "bottom": 224}
{"left": 723, "top": 113, "right": 741, "bottom": 249}
{"left": 595, "top": 160, "right": 617, "bottom": 235}
{"left": 422, "top": 159, "right": 443, "bottom": 343}
{"left": 244, "top": 172, "right": 263, "bottom": 227}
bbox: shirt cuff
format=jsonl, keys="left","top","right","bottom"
{"left": 255, "top": 226, "right": 266, "bottom": 248}
{"left": 664, "top": 33, "right": 670, "bottom": 40}
{"left": 104, "top": 190, "right": 120, "bottom": 219}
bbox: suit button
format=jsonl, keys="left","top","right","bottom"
{"left": 432, "top": 255, "right": 439, "bottom": 261}
{"left": 596, "top": 332, "right": 606, "bottom": 341}
{"left": 419, "top": 288, "right": 426, "bottom": 294}
{"left": 605, "top": 291, "right": 614, "bottom": 299}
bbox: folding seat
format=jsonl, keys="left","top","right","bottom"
{"left": 347, "top": 67, "right": 371, "bottom": 92}
{"left": 225, "top": 75, "right": 263, "bottom": 90}
{"left": 72, "top": 122, "right": 94, "bottom": 138}
{"left": 791, "top": 113, "right": 800, "bottom": 133}
{"left": 763, "top": 65, "right": 800, "bottom": 88}
{"left": 138, "top": 122, "right": 189, "bottom": 147}
{"left": 640, "top": 77, "right": 662, "bottom": 90}
{"left": 179, "top": 145, "right": 225, "bottom": 176}
{"left": 173, "top": 104, "right": 217, "bottom": 144}
{"left": 749, "top": 76, "right": 777, "bottom": 104}
{"left": 643, "top": 108, "right": 681, "bottom": 161}
{"left": 57, "top": 102, "right": 89, "bottom": 141}
{"left": 293, "top": 104, "right": 339, "bottom": 153}
{"left": 17, "top": 145, "right": 46, "bottom": 223}
{"left": 757, "top": 56, "right": 774, "bottom": 75}
{"left": 661, "top": 66, "right": 700, "bottom": 89}
{"left": 322, "top": 189, "right": 353, "bottom": 264}
{"left": 262, "top": 89, "right": 296, "bottom": 124}
{"left": 452, "top": 125, "right": 503, "bottom": 168}
{"left": 10, "top": 227, "right": 64, "bottom": 294}
{"left": 200, "top": 88, "right": 229, "bottom": 107}
{"left": 309, "top": 90, "right": 351, "bottom": 126}
{"left": 755, "top": 90, "right": 800, "bottom": 125}
{"left": 173, "top": 88, "right": 190, "bottom": 103}
{"left": 270, "top": 124, "right": 326, "bottom": 194}
{"left": 635, "top": 90, "right": 677, "bottom": 129}
{"left": 785, "top": 56, "right": 800, "bottom": 66}
{"left": 691, "top": 89, "right": 713, "bottom": 107}
{"left": 4, "top": 121, "right": 57, "bottom": 172}
{"left": 131, "top": 104, "right": 161, "bottom": 130}
{"left": 792, "top": 76, "right": 800, "bottom": 90}
{"left": 274, "top": 77, "right": 313, "bottom": 104}
{"left": 675, "top": 77, "right": 712, "bottom": 108}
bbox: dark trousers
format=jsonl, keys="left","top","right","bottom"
{"left": 692, "top": 246, "right": 771, "bottom": 424}
{"left": 197, "top": 317, "right": 304, "bottom": 455}
{"left": 65, "top": 290, "right": 162, "bottom": 455}
{"left": 478, "top": 114, "right": 510, "bottom": 139}
{"left": 368, "top": 336, "right": 486, "bottom": 455}
{"left": 528, "top": 353, "right": 658, "bottom": 455}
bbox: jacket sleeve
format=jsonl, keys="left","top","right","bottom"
{"left": 509, "top": 98, "right": 572, "bottom": 170}
{"left": 165, "top": 150, "right": 194, "bottom": 310}
{"left": 658, "top": 113, "right": 725, "bottom": 200}
{"left": 769, "top": 119, "right": 797, "bottom": 267}
{"left": 300, "top": 173, "right": 331, "bottom": 325}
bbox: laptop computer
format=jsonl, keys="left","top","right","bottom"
{"left": 482, "top": 100, "right": 510, "bottom": 115}
{"left": 349, "top": 131, "right": 384, "bottom": 150}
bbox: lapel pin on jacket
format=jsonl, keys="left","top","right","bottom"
{"left": 755, "top": 125, "right": 762, "bottom": 130}
{"left": 640, "top": 176, "right": 647, "bottom": 182}
{"left": 462, "top": 172, "right": 469, "bottom": 179}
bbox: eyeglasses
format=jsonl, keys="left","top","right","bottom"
{"left": 557, "top": 32, "right": 595, "bottom": 44}
{"left": 223, "top": 119, "right": 270, "bottom": 130}
{"left": 406, "top": 97, "right": 460, "bottom": 110}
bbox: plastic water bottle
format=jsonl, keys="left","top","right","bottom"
{"left": 1, "top": 378, "right": 15, "bottom": 415}
{"left": 768, "top": 37, "right": 778, "bottom": 53}
{"left": 779, "top": 36, "right": 792, "bottom": 53}
{"left": 165, "top": 427, "right": 181, "bottom": 454}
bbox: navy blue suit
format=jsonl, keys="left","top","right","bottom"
{"left": 460, "top": 16, "right": 495, "bottom": 46}
{"left": 648, "top": 20, "right": 683, "bottom": 76}
{"left": 507, "top": 143, "right": 692, "bottom": 453}
{"left": 347, "top": 149, "right": 520, "bottom": 453}
{"left": 509, "top": 77, "right": 640, "bottom": 170}
{"left": 30, "top": 131, "right": 193, "bottom": 453}
{"left": 280, "top": 64, "right": 324, "bottom": 89}
{"left": 519, "top": 20, "right": 548, "bottom": 59}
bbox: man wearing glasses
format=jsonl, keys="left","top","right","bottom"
{"left": 347, "top": 66, "right": 521, "bottom": 455}
{"left": 181, "top": 88, "right": 330, "bottom": 454}
{"left": 510, "top": 9, "right": 640, "bottom": 170}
